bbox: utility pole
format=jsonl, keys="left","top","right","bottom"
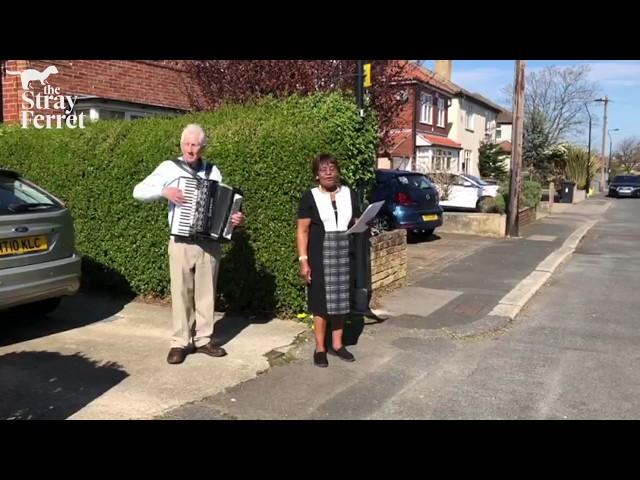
{"left": 584, "top": 102, "right": 592, "bottom": 194}
{"left": 596, "top": 96, "right": 609, "bottom": 188}
{"left": 356, "top": 60, "right": 364, "bottom": 117}
{"left": 507, "top": 60, "right": 525, "bottom": 237}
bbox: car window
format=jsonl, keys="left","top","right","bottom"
{"left": 614, "top": 176, "right": 640, "bottom": 184}
{"left": 453, "top": 175, "right": 470, "bottom": 186}
{"left": 463, "top": 174, "right": 488, "bottom": 186}
{"left": 0, "top": 175, "right": 60, "bottom": 215}
{"left": 396, "top": 174, "right": 433, "bottom": 190}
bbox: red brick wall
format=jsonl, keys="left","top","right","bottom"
{"left": 2, "top": 60, "right": 200, "bottom": 123}
{"left": 415, "top": 85, "right": 448, "bottom": 137}
{"left": 2, "top": 60, "right": 29, "bottom": 123}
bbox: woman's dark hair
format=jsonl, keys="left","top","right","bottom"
{"left": 312, "top": 153, "right": 341, "bottom": 177}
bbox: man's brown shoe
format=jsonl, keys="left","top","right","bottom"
{"left": 196, "top": 341, "right": 227, "bottom": 357}
{"left": 167, "top": 347, "right": 188, "bottom": 364}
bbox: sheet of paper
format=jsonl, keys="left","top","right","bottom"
{"left": 346, "top": 200, "right": 385, "bottom": 234}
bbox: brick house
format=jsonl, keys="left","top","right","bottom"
{"left": 1, "top": 60, "right": 197, "bottom": 125}
{"left": 379, "top": 61, "right": 462, "bottom": 173}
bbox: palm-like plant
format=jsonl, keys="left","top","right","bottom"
{"left": 564, "top": 145, "right": 600, "bottom": 190}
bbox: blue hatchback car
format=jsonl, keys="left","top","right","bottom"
{"left": 370, "top": 169, "right": 443, "bottom": 236}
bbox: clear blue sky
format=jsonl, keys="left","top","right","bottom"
{"left": 421, "top": 60, "right": 640, "bottom": 151}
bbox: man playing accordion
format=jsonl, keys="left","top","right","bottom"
{"left": 133, "top": 124, "right": 245, "bottom": 365}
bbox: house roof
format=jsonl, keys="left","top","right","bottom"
{"left": 497, "top": 110, "right": 513, "bottom": 124}
{"left": 401, "top": 62, "right": 505, "bottom": 112}
{"left": 457, "top": 89, "right": 505, "bottom": 113}
{"left": 388, "top": 129, "right": 413, "bottom": 157}
{"left": 498, "top": 141, "right": 512, "bottom": 154}
{"left": 394, "top": 61, "right": 458, "bottom": 95}
{"left": 418, "top": 133, "right": 462, "bottom": 149}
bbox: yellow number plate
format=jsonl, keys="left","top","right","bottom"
{"left": 422, "top": 214, "right": 438, "bottom": 221}
{"left": 0, "top": 235, "right": 49, "bottom": 256}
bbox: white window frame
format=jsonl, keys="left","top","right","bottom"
{"left": 416, "top": 147, "right": 432, "bottom": 173}
{"left": 437, "top": 98, "right": 445, "bottom": 127}
{"left": 495, "top": 125, "right": 502, "bottom": 141}
{"left": 420, "top": 93, "right": 433, "bottom": 125}
{"left": 465, "top": 107, "right": 474, "bottom": 131}
{"left": 72, "top": 100, "right": 182, "bottom": 123}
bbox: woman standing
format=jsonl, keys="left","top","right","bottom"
{"left": 297, "top": 154, "right": 361, "bottom": 367}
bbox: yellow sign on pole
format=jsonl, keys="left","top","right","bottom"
{"left": 363, "top": 63, "right": 372, "bottom": 88}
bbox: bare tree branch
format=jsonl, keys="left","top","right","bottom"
{"left": 613, "top": 136, "right": 640, "bottom": 173}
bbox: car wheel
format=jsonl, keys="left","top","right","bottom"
{"left": 476, "top": 196, "right": 497, "bottom": 213}
{"left": 21, "top": 297, "right": 62, "bottom": 316}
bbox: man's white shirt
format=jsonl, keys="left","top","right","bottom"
{"left": 133, "top": 157, "right": 222, "bottom": 227}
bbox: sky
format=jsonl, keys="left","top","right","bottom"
{"left": 421, "top": 60, "right": 640, "bottom": 152}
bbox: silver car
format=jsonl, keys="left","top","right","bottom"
{"left": 0, "top": 169, "right": 81, "bottom": 314}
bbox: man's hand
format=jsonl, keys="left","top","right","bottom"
{"left": 162, "top": 187, "right": 184, "bottom": 206}
{"left": 231, "top": 212, "right": 245, "bottom": 226}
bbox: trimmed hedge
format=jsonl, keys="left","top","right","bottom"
{"left": 495, "top": 179, "right": 542, "bottom": 213}
{"left": 0, "top": 93, "right": 378, "bottom": 315}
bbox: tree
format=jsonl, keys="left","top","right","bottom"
{"left": 613, "top": 136, "right": 640, "bottom": 173}
{"left": 502, "top": 65, "right": 601, "bottom": 145}
{"left": 522, "top": 110, "right": 556, "bottom": 182}
{"left": 182, "top": 60, "right": 409, "bottom": 153}
{"left": 478, "top": 141, "right": 508, "bottom": 180}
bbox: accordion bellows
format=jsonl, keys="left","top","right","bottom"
{"left": 170, "top": 177, "right": 243, "bottom": 241}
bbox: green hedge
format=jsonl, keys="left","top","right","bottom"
{"left": 0, "top": 93, "right": 378, "bottom": 315}
{"left": 495, "top": 179, "right": 542, "bottom": 214}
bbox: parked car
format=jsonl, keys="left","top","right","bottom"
{"left": 370, "top": 169, "right": 443, "bottom": 236}
{"left": 608, "top": 175, "right": 640, "bottom": 198}
{"left": 0, "top": 169, "right": 81, "bottom": 314}
{"left": 429, "top": 173, "right": 499, "bottom": 212}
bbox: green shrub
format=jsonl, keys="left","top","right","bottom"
{"left": 496, "top": 179, "right": 542, "bottom": 213}
{"left": 0, "top": 92, "right": 379, "bottom": 316}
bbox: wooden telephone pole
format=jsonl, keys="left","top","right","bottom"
{"left": 507, "top": 60, "right": 525, "bottom": 237}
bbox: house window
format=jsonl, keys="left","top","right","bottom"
{"left": 437, "top": 98, "right": 445, "bottom": 127}
{"left": 432, "top": 148, "right": 457, "bottom": 172}
{"left": 496, "top": 125, "right": 502, "bottom": 141}
{"left": 465, "top": 107, "right": 474, "bottom": 130}
{"left": 486, "top": 119, "right": 495, "bottom": 137}
{"left": 416, "top": 147, "right": 432, "bottom": 173}
{"left": 420, "top": 93, "right": 433, "bottom": 124}
{"left": 464, "top": 150, "right": 472, "bottom": 173}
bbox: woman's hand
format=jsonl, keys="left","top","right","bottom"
{"left": 299, "top": 260, "right": 312, "bottom": 284}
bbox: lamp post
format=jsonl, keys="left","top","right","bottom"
{"left": 608, "top": 128, "right": 620, "bottom": 184}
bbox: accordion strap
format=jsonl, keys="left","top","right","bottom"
{"left": 172, "top": 159, "right": 213, "bottom": 180}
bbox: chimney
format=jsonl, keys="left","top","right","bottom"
{"left": 434, "top": 60, "right": 452, "bottom": 81}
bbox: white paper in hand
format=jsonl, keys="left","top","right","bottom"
{"left": 346, "top": 200, "right": 385, "bottom": 234}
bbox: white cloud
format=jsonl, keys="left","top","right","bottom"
{"left": 587, "top": 62, "right": 640, "bottom": 85}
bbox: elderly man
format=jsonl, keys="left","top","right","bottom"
{"left": 133, "top": 124, "right": 245, "bottom": 364}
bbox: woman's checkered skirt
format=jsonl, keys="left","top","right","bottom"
{"left": 322, "top": 231, "right": 351, "bottom": 315}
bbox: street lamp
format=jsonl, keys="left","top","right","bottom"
{"left": 608, "top": 128, "right": 620, "bottom": 183}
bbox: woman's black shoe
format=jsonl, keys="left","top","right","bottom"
{"left": 328, "top": 346, "right": 355, "bottom": 362}
{"left": 314, "top": 351, "right": 328, "bottom": 368}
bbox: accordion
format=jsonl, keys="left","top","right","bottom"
{"left": 170, "top": 176, "right": 243, "bottom": 241}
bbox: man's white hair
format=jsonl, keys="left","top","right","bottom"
{"left": 181, "top": 123, "right": 207, "bottom": 146}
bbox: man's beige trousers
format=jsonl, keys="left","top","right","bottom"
{"left": 168, "top": 237, "right": 221, "bottom": 349}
